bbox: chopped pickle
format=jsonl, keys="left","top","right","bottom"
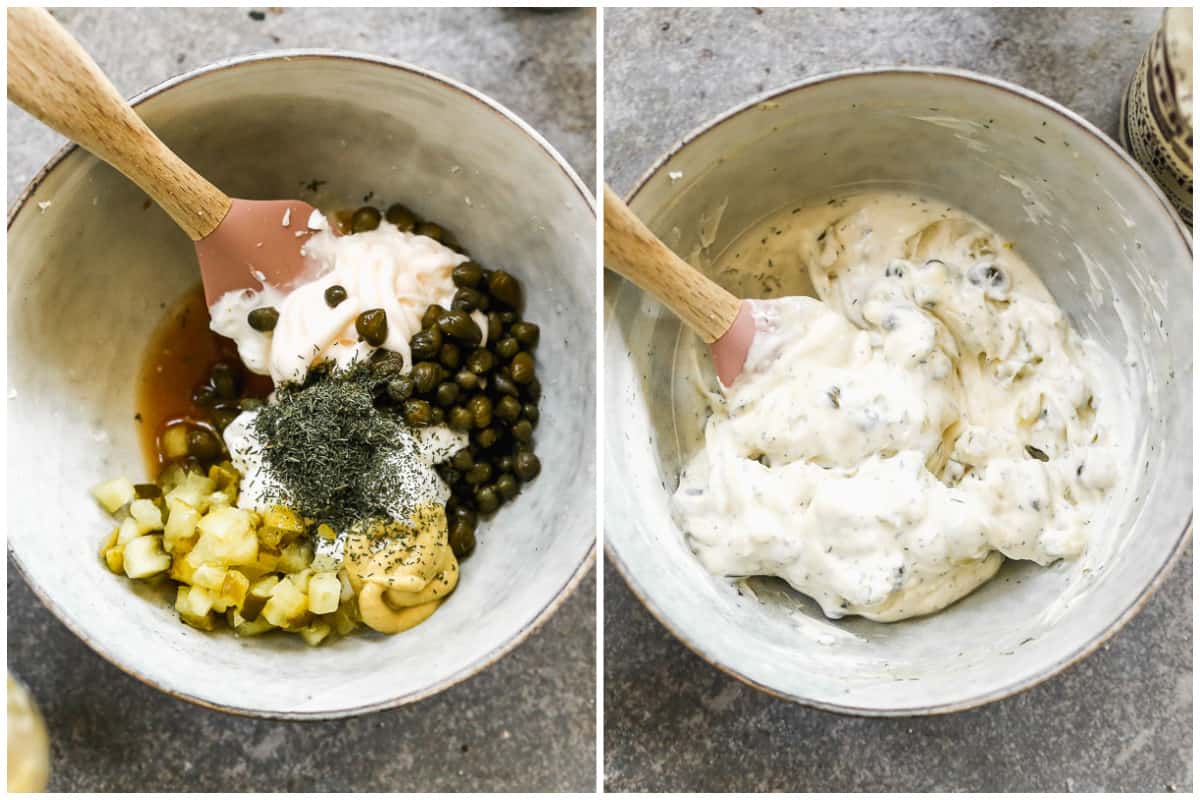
{"left": 122, "top": 535, "right": 171, "bottom": 579}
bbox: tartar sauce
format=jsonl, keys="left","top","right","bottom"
{"left": 674, "top": 193, "right": 1123, "bottom": 621}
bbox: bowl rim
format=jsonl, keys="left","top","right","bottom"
{"left": 605, "top": 64, "right": 1193, "bottom": 717}
{"left": 7, "top": 49, "right": 597, "bottom": 720}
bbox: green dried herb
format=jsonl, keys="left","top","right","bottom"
{"left": 250, "top": 361, "right": 440, "bottom": 532}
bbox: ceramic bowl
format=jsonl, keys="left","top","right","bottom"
{"left": 604, "top": 67, "right": 1191, "bottom": 715}
{"left": 8, "top": 52, "right": 595, "bottom": 719}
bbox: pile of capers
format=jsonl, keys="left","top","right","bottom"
{"left": 339, "top": 202, "right": 544, "bottom": 560}
{"left": 406, "top": 272, "right": 542, "bottom": 559}
{"left": 345, "top": 201, "right": 464, "bottom": 253}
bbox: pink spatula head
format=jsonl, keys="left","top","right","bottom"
{"left": 708, "top": 301, "right": 756, "bottom": 387}
{"left": 603, "top": 185, "right": 756, "bottom": 386}
{"left": 195, "top": 199, "right": 323, "bottom": 305}
{"left": 8, "top": 8, "right": 319, "bottom": 307}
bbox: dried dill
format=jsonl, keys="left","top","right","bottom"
{"left": 250, "top": 360, "right": 441, "bottom": 531}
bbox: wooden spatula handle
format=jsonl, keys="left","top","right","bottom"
{"left": 7, "top": 8, "right": 231, "bottom": 241}
{"left": 604, "top": 185, "right": 741, "bottom": 343}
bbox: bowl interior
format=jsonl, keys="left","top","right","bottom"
{"left": 8, "top": 54, "right": 595, "bottom": 717}
{"left": 605, "top": 69, "right": 1191, "bottom": 713}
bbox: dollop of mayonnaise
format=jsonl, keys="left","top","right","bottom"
{"left": 210, "top": 215, "right": 469, "bottom": 385}
{"left": 673, "top": 193, "right": 1123, "bottom": 622}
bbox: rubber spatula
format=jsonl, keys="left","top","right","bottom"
{"left": 7, "top": 7, "right": 322, "bottom": 307}
{"left": 603, "top": 185, "right": 755, "bottom": 386}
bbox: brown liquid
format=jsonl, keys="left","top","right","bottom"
{"left": 136, "top": 285, "right": 273, "bottom": 478}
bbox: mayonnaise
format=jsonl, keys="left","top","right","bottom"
{"left": 210, "top": 215, "right": 469, "bottom": 385}
{"left": 673, "top": 193, "right": 1123, "bottom": 622}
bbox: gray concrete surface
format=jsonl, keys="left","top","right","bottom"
{"left": 7, "top": 7, "right": 595, "bottom": 793}
{"left": 604, "top": 7, "right": 1191, "bottom": 793}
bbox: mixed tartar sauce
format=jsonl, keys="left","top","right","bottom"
{"left": 674, "top": 194, "right": 1124, "bottom": 621}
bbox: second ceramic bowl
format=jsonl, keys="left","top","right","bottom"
{"left": 605, "top": 67, "right": 1191, "bottom": 715}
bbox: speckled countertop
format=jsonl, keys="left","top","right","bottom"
{"left": 604, "top": 7, "right": 1191, "bottom": 793}
{"left": 7, "top": 7, "right": 595, "bottom": 792}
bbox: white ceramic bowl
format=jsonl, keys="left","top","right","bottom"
{"left": 605, "top": 68, "right": 1191, "bottom": 715}
{"left": 8, "top": 52, "right": 596, "bottom": 719}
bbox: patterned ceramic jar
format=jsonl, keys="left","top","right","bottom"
{"left": 1120, "top": 8, "right": 1193, "bottom": 227}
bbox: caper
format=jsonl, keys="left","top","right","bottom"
{"left": 355, "top": 309, "right": 388, "bottom": 346}
{"left": 514, "top": 451, "right": 541, "bottom": 481}
{"left": 495, "top": 394, "right": 522, "bottom": 422}
{"left": 324, "top": 284, "right": 348, "bottom": 307}
{"left": 475, "top": 486, "right": 499, "bottom": 514}
{"left": 500, "top": 311, "right": 517, "bottom": 325}
{"left": 448, "top": 406, "right": 474, "bottom": 431}
{"left": 211, "top": 406, "right": 240, "bottom": 431}
{"left": 385, "top": 203, "right": 418, "bottom": 231}
{"left": 496, "top": 473, "right": 519, "bottom": 500}
{"left": 452, "top": 287, "right": 489, "bottom": 314}
{"left": 402, "top": 399, "right": 433, "bottom": 427}
{"left": 247, "top": 306, "right": 279, "bottom": 332}
{"left": 414, "top": 221, "right": 445, "bottom": 242}
{"left": 510, "top": 351, "right": 536, "bottom": 384}
{"left": 438, "top": 342, "right": 462, "bottom": 370}
{"left": 491, "top": 483, "right": 510, "bottom": 509}
{"left": 510, "top": 321, "right": 540, "bottom": 348}
{"left": 210, "top": 363, "right": 240, "bottom": 399}
{"left": 371, "top": 349, "right": 406, "bottom": 376}
{"left": 474, "top": 427, "right": 499, "bottom": 449}
{"left": 239, "top": 397, "right": 264, "bottom": 411}
{"left": 436, "top": 310, "right": 482, "bottom": 345}
{"left": 522, "top": 403, "right": 539, "bottom": 426}
{"left": 449, "top": 521, "right": 476, "bottom": 558}
{"left": 451, "top": 448, "right": 475, "bottom": 471}
{"left": 417, "top": 305, "right": 443, "bottom": 329}
{"left": 487, "top": 270, "right": 522, "bottom": 309}
{"left": 454, "top": 370, "right": 480, "bottom": 391}
{"left": 524, "top": 376, "right": 542, "bottom": 402}
{"left": 187, "top": 428, "right": 222, "bottom": 462}
{"left": 192, "top": 385, "right": 216, "bottom": 407}
{"left": 436, "top": 382, "right": 461, "bottom": 407}
{"left": 492, "top": 373, "right": 519, "bottom": 397}
{"left": 441, "top": 466, "right": 462, "bottom": 486}
{"left": 468, "top": 395, "right": 493, "bottom": 429}
{"left": 452, "top": 261, "right": 485, "bottom": 289}
{"left": 411, "top": 326, "right": 443, "bottom": 361}
{"left": 465, "top": 463, "right": 493, "bottom": 485}
{"left": 511, "top": 419, "right": 534, "bottom": 443}
{"left": 387, "top": 376, "right": 415, "bottom": 402}
{"left": 495, "top": 337, "right": 520, "bottom": 360}
{"left": 134, "top": 483, "right": 162, "bottom": 499}
{"left": 486, "top": 311, "right": 504, "bottom": 342}
{"left": 430, "top": 406, "right": 445, "bottom": 425}
{"left": 351, "top": 205, "right": 382, "bottom": 233}
{"left": 411, "top": 362, "right": 441, "bottom": 394}
{"left": 466, "top": 349, "right": 495, "bottom": 375}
